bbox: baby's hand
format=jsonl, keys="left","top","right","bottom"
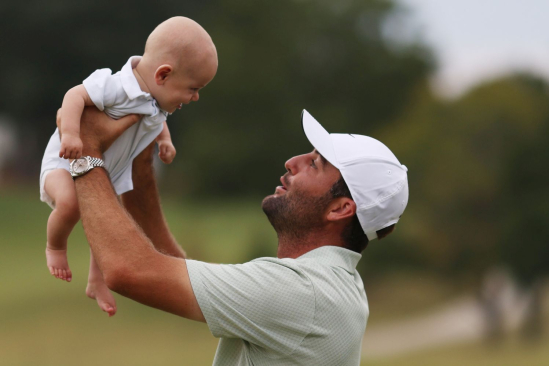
{"left": 158, "top": 139, "right": 176, "bottom": 164}
{"left": 59, "top": 133, "right": 83, "bottom": 159}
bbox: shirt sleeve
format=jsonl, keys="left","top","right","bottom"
{"left": 82, "top": 68, "right": 120, "bottom": 111}
{"left": 186, "top": 259, "right": 316, "bottom": 355}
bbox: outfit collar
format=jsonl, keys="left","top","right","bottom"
{"left": 298, "top": 245, "right": 362, "bottom": 273}
{"left": 120, "top": 56, "right": 170, "bottom": 122}
{"left": 120, "top": 56, "right": 153, "bottom": 101}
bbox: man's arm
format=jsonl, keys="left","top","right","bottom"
{"left": 121, "top": 142, "right": 186, "bottom": 258}
{"left": 66, "top": 107, "right": 204, "bottom": 321}
{"left": 75, "top": 168, "right": 203, "bottom": 321}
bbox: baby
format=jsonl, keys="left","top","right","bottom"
{"left": 40, "top": 17, "right": 218, "bottom": 316}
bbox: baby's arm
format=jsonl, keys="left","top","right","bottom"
{"left": 156, "top": 121, "right": 176, "bottom": 164}
{"left": 59, "top": 85, "right": 95, "bottom": 159}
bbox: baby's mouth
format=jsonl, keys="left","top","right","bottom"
{"left": 178, "top": 103, "right": 183, "bottom": 109}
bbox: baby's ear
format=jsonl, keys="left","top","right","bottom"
{"left": 154, "top": 65, "right": 173, "bottom": 85}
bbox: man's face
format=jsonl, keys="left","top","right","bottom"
{"left": 262, "top": 149, "right": 342, "bottom": 238}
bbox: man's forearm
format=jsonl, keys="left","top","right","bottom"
{"left": 75, "top": 167, "right": 158, "bottom": 282}
{"left": 74, "top": 167, "right": 202, "bottom": 320}
{"left": 121, "top": 143, "right": 186, "bottom": 258}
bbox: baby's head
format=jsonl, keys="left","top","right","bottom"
{"left": 140, "top": 17, "right": 218, "bottom": 113}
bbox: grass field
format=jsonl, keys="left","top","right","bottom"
{"left": 0, "top": 187, "right": 222, "bottom": 365}
{"left": 1, "top": 187, "right": 548, "bottom": 365}
{"left": 365, "top": 338, "right": 549, "bottom": 366}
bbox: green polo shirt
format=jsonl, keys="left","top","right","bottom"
{"left": 186, "top": 245, "right": 368, "bottom": 366}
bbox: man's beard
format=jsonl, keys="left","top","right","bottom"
{"left": 261, "top": 187, "right": 332, "bottom": 241}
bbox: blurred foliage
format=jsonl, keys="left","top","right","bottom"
{"left": 373, "top": 74, "right": 549, "bottom": 287}
{"left": 0, "top": 0, "right": 432, "bottom": 196}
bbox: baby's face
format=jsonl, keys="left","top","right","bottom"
{"left": 155, "top": 61, "right": 217, "bottom": 113}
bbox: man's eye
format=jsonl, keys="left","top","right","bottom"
{"left": 310, "top": 159, "right": 316, "bottom": 168}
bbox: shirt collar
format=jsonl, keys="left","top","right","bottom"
{"left": 298, "top": 246, "right": 362, "bottom": 273}
{"left": 120, "top": 56, "right": 153, "bottom": 101}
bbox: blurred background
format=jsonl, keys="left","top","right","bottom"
{"left": 1, "top": 0, "right": 548, "bottom": 365}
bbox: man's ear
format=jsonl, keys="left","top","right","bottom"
{"left": 154, "top": 65, "right": 174, "bottom": 85}
{"left": 326, "top": 197, "right": 356, "bottom": 223}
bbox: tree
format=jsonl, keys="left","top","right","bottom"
{"left": 0, "top": 0, "right": 433, "bottom": 196}
{"left": 373, "top": 74, "right": 549, "bottom": 339}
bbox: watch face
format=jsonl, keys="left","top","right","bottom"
{"left": 73, "top": 158, "right": 89, "bottom": 174}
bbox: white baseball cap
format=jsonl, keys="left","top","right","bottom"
{"left": 302, "top": 110, "right": 409, "bottom": 241}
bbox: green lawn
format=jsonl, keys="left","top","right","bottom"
{"left": 363, "top": 337, "right": 549, "bottom": 366}
{"left": 0, "top": 187, "right": 277, "bottom": 365}
{"left": 0, "top": 187, "right": 224, "bottom": 365}
{"left": 1, "top": 187, "right": 547, "bottom": 366}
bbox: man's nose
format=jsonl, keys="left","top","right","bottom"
{"left": 284, "top": 154, "right": 306, "bottom": 174}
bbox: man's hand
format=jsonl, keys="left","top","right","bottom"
{"left": 157, "top": 139, "right": 177, "bottom": 164}
{"left": 56, "top": 107, "right": 141, "bottom": 156}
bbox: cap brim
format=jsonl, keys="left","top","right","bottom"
{"left": 301, "top": 110, "right": 340, "bottom": 169}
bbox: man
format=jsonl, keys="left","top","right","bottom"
{"left": 63, "top": 108, "right": 409, "bottom": 365}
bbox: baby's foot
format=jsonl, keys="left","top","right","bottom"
{"left": 86, "top": 280, "right": 117, "bottom": 317}
{"left": 45, "top": 246, "right": 72, "bottom": 282}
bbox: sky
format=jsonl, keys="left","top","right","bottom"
{"left": 395, "top": 0, "right": 549, "bottom": 98}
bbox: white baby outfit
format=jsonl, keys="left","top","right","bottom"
{"left": 40, "top": 56, "right": 167, "bottom": 208}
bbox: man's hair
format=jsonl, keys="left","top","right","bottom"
{"left": 330, "top": 176, "right": 396, "bottom": 253}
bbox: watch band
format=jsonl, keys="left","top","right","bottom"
{"left": 88, "top": 156, "right": 105, "bottom": 169}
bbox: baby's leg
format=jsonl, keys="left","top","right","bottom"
{"left": 86, "top": 250, "right": 117, "bottom": 317}
{"left": 44, "top": 169, "right": 80, "bottom": 282}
